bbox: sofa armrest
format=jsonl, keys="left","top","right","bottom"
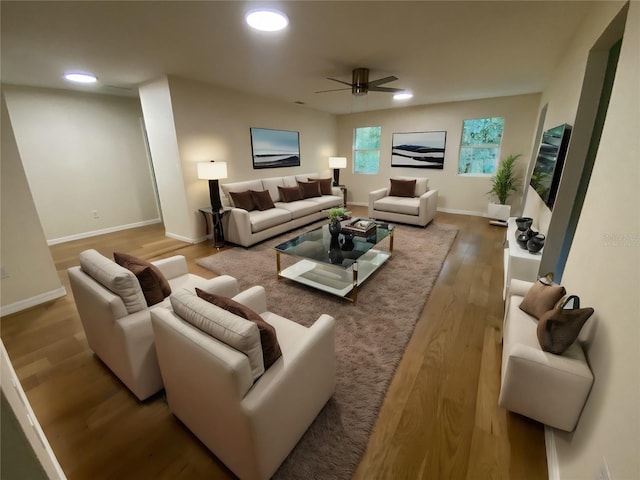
{"left": 331, "top": 186, "right": 342, "bottom": 197}
{"left": 233, "top": 286, "right": 267, "bottom": 314}
{"left": 223, "top": 208, "right": 253, "bottom": 247}
{"left": 152, "top": 255, "right": 188, "bottom": 279}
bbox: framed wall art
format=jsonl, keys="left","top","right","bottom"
{"left": 250, "top": 128, "right": 300, "bottom": 169}
{"left": 391, "top": 131, "right": 446, "bottom": 169}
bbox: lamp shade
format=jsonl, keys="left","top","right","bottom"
{"left": 197, "top": 161, "right": 228, "bottom": 180}
{"left": 328, "top": 157, "right": 347, "bottom": 169}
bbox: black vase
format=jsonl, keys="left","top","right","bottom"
{"left": 328, "top": 220, "right": 341, "bottom": 238}
{"left": 515, "top": 217, "right": 533, "bottom": 231}
{"left": 517, "top": 232, "right": 530, "bottom": 249}
{"left": 527, "top": 233, "right": 546, "bottom": 253}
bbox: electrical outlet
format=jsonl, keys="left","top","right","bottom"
{"left": 1, "top": 266, "right": 8, "bottom": 279}
{"left": 597, "top": 457, "right": 611, "bottom": 480}
{"left": 92, "top": 210, "right": 99, "bottom": 219}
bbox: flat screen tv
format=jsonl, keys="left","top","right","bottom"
{"left": 530, "top": 123, "right": 572, "bottom": 209}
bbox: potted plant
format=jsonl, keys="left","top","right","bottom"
{"left": 327, "top": 207, "right": 346, "bottom": 237}
{"left": 487, "top": 153, "right": 522, "bottom": 224}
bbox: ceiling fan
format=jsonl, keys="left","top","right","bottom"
{"left": 316, "top": 67, "right": 405, "bottom": 96}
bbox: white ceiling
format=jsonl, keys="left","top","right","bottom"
{"left": 0, "top": 1, "right": 595, "bottom": 115}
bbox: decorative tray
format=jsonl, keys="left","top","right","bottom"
{"left": 341, "top": 218, "right": 377, "bottom": 238}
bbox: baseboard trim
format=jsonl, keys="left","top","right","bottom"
{"left": 47, "top": 218, "right": 162, "bottom": 245}
{"left": 545, "top": 426, "right": 559, "bottom": 480}
{"left": 1, "top": 286, "right": 67, "bottom": 317}
{"left": 436, "top": 207, "right": 486, "bottom": 217}
{"left": 165, "top": 231, "right": 201, "bottom": 244}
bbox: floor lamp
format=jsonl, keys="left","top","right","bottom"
{"left": 197, "top": 161, "right": 228, "bottom": 248}
{"left": 329, "top": 156, "right": 347, "bottom": 186}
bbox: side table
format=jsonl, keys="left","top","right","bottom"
{"left": 199, "top": 207, "right": 230, "bottom": 249}
{"left": 338, "top": 185, "right": 347, "bottom": 207}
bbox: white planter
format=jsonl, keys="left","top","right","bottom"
{"left": 488, "top": 203, "right": 511, "bottom": 221}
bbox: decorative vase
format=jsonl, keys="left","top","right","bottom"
{"left": 516, "top": 232, "right": 530, "bottom": 249}
{"left": 515, "top": 217, "right": 533, "bottom": 231}
{"left": 328, "top": 219, "right": 341, "bottom": 238}
{"left": 527, "top": 233, "right": 546, "bottom": 253}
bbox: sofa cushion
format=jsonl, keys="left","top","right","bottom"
{"left": 196, "top": 288, "right": 282, "bottom": 369}
{"left": 250, "top": 190, "right": 275, "bottom": 211}
{"left": 275, "top": 200, "right": 320, "bottom": 219}
{"left": 221, "top": 180, "right": 263, "bottom": 207}
{"left": 392, "top": 176, "right": 429, "bottom": 196}
{"left": 278, "top": 185, "right": 303, "bottom": 202}
{"left": 305, "top": 195, "right": 343, "bottom": 209}
{"left": 537, "top": 306, "right": 595, "bottom": 355}
{"left": 249, "top": 208, "right": 292, "bottom": 233}
{"left": 170, "top": 289, "right": 265, "bottom": 381}
{"left": 229, "top": 190, "right": 256, "bottom": 211}
{"left": 374, "top": 196, "right": 420, "bottom": 216}
{"left": 261, "top": 177, "right": 284, "bottom": 202}
{"left": 282, "top": 175, "right": 298, "bottom": 187}
{"left": 79, "top": 249, "right": 147, "bottom": 314}
{"left": 298, "top": 180, "right": 322, "bottom": 199}
{"left": 306, "top": 177, "right": 333, "bottom": 195}
{"left": 389, "top": 178, "right": 417, "bottom": 197}
{"left": 114, "top": 252, "right": 171, "bottom": 307}
{"left": 519, "top": 280, "right": 566, "bottom": 320}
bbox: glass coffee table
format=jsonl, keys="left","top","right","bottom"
{"left": 274, "top": 219, "right": 394, "bottom": 303}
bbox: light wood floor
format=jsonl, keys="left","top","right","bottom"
{"left": 1, "top": 208, "right": 547, "bottom": 479}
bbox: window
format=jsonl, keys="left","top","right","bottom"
{"left": 458, "top": 117, "right": 504, "bottom": 175}
{"left": 353, "top": 126, "right": 381, "bottom": 174}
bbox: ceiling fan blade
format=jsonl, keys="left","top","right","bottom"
{"left": 368, "top": 75, "right": 398, "bottom": 87}
{"left": 326, "top": 77, "right": 354, "bottom": 87}
{"left": 315, "top": 87, "right": 352, "bottom": 94}
{"left": 368, "top": 86, "right": 405, "bottom": 93}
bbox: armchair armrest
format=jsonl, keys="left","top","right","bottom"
{"left": 509, "top": 279, "right": 535, "bottom": 298}
{"left": 368, "top": 187, "right": 389, "bottom": 218}
{"left": 418, "top": 189, "right": 438, "bottom": 224}
{"left": 233, "top": 286, "right": 267, "bottom": 314}
{"left": 152, "top": 255, "right": 188, "bottom": 279}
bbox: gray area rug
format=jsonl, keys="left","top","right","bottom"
{"left": 196, "top": 221, "right": 458, "bottom": 479}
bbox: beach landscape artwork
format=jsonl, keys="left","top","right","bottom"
{"left": 391, "top": 131, "right": 446, "bottom": 169}
{"left": 250, "top": 128, "right": 300, "bottom": 169}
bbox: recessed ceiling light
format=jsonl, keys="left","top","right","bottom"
{"left": 245, "top": 9, "right": 289, "bottom": 32}
{"left": 394, "top": 92, "right": 413, "bottom": 100}
{"left": 64, "top": 72, "right": 98, "bottom": 84}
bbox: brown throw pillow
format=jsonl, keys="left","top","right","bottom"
{"left": 389, "top": 178, "right": 416, "bottom": 197}
{"left": 250, "top": 190, "right": 275, "bottom": 211}
{"left": 278, "top": 185, "right": 303, "bottom": 203}
{"left": 309, "top": 177, "right": 333, "bottom": 195}
{"left": 297, "top": 180, "right": 321, "bottom": 199}
{"left": 229, "top": 190, "right": 255, "bottom": 211}
{"left": 113, "top": 252, "right": 171, "bottom": 307}
{"left": 536, "top": 305, "right": 594, "bottom": 354}
{"left": 196, "top": 288, "right": 282, "bottom": 369}
{"left": 519, "top": 280, "right": 566, "bottom": 320}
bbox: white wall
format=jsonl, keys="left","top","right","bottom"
{"left": 540, "top": 2, "right": 640, "bottom": 479}
{"left": 336, "top": 94, "right": 540, "bottom": 215}
{"left": 163, "top": 75, "right": 336, "bottom": 240}
{"left": 0, "top": 91, "right": 63, "bottom": 314}
{"left": 3, "top": 86, "right": 160, "bottom": 243}
{"left": 138, "top": 77, "right": 193, "bottom": 243}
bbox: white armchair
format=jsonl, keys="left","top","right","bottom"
{"left": 150, "top": 282, "right": 336, "bottom": 480}
{"left": 368, "top": 176, "right": 438, "bottom": 227}
{"left": 68, "top": 249, "right": 238, "bottom": 401}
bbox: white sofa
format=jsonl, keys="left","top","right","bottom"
{"left": 368, "top": 176, "right": 438, "bottom": 227}
{"left": 220, "top": 171, "right": 343, "bottom": 247}
{"left": 68, "top": 249, "right": 239, "bottom": 400}
{"left": 499, "top": 279, "right": 594, "bottom": 432}
{"left": 151, "top": 282, "right": 336, "bottom": 480}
